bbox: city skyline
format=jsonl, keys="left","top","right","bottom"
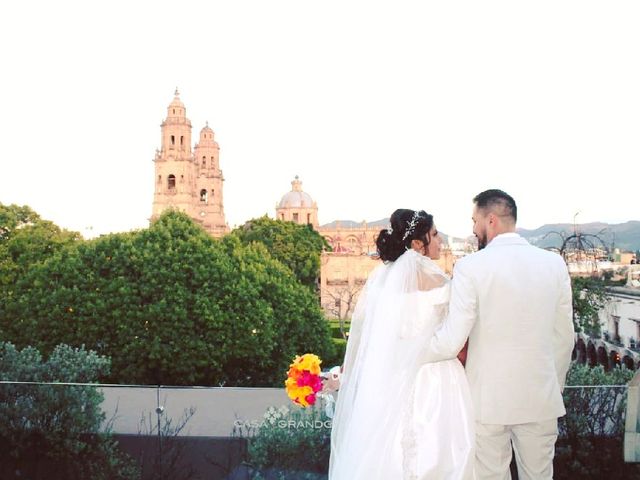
{"left": 1, "top": 2, "right": 639, "bottom": 239}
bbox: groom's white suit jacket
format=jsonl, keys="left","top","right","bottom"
{"left": 427, "top": 233, "right": 575, "bottom": 425}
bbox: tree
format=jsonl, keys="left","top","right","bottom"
{"left": 0, "top": 342, "right": 138, "bottom": 479}
{"left": 0, "top": 203, "right": 41, "bottom": 241}
{"left": 230, "top": 216, "right": 330, "bottom": 289}
{"left": 1, "top": 211, "right": 334, "bottom": 386}
{"left": 571, "top": 277, "right": 609, "bottom": 336}
{"left": 0, "top": 203, "right": 80, "bottom": 294}
{"left": 321, "top": 283, "right": 362, "bottom": 338}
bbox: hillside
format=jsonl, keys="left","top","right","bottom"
{"left": 518, "top": 221, "right": 640, "bottom": 252}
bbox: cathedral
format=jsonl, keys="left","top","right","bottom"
{"left": 151, "top": 92, "right": 452, "bottom": 318}
{"left": 151, "top": 90, "right": 229, "bottom": 237}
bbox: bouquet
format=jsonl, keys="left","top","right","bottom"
{"left": 285, "top": 353, "right": 324, "bottom": 407}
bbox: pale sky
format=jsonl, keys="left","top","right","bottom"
{"left": 1, "top": 1, "right": 638, "bottom": 239}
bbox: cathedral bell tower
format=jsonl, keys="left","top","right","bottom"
{"left": 151, "top": 90, "right": 228, "bottom": 237}
{"left": 193, "top": 122, "right": 228, "bottom": 236}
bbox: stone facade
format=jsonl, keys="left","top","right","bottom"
{"left": 319, "top": 253, "right": 378, "bottom": 319}
{"left": 151, "top": 90, "right": 228, "bottom": 237}
{"left": 318, "top": 246, "right": 455, "bottom": 319}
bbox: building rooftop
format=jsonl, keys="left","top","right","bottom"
{"left": 277, "top": 176, "right": 315, "bottom": 208}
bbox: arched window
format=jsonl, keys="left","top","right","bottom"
{"left": 347, "top": 236, "right": 359, "bottom": 253}
{"left": 210, "top": 189, "right": 214, "bottom": 198}
{"left": 202, "top": 156, "right": 206, "bottom": 167}
{"left": 307, "top": 213, "right": 311, "bottom": 224}
{"left": 168, "top": 175, "right": 176, "bottom": 189}
{"left": 171, "top": 135, "right": 175, "bottom": 146}
{"left": 180, "top": 175, "right": 184, "bottom": 183}
{"left": 293, "top": 213, "right": 299, "bottom": 222}
{"left": 173, "top": 109, "right": 175, "bottom": 114}
{"left": 200, "top": 189, "right": 208, "bottom": 203}
{"left": 180, "top": 136, "right": 184, "bottom": 146}
{"left": 157, "top": 175, "right": 161, "bottom": 184}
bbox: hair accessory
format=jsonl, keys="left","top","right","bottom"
{"left": 386, "top": 227, "right": 393, "bottom": 235}
{"left": 402, "top": 211, "right": 422, "bottom": 241}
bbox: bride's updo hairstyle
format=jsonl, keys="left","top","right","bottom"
{"left": 376, "top": 209, "right": 434, "bottom": 262}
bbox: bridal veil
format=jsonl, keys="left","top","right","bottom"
{"left": 329, "top": 249, "right": 474, "bottom": 480}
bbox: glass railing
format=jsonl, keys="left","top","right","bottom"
{"left": 1, "top": 382, "right": 639, "bottom": 479}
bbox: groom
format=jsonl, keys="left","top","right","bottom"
{"left": 425, "top": 189, "right": 574, "bottom": 479}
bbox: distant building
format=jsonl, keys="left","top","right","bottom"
{"left": 151, "top": 90, "right": 229, "bottom": 237}
{"left": 611, "top": 248, "right": 636, "bottom": 265}
{"left": 574, "top": 265, "right": 640, "bottom": 371}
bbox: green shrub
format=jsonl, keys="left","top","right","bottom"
{"left": 0, "top": 342, "right": 138, "bottom": 480}
{"left": 327, "top": 320, "right": 350, "bottom": 339}
{"left": 555, "top": 363, "right": 640, "bottom": 479}
{"left": 322, "top": 339, "right": 346, "bottom": 369}
{"left": 243, "top": 403, "right": 332, "bottom": 479}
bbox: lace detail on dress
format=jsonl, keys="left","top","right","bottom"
{"left": 401, "top": 381, "right": 418, "bottom": 480}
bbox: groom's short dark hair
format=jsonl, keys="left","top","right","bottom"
{"left": 473, "top": 189, "right": 517, "bottom": 223}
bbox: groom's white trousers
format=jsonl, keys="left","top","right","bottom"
{"left": 475, "top": 419, "right": 558, "bottom": 480}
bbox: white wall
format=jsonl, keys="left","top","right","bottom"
{"left": 599, "top": 288, "right": 640, "bottom": 347}
{"left": 100, "top": 386, "right": 291, "bottom": 437}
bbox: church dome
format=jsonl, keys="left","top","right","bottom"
{"left": 278, "top": 176, "right": 315, "bottom": 208}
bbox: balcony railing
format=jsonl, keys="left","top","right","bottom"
{"left": 1, "top": 381, "right": 639, "bottom": 479}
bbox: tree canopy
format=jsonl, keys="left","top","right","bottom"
{"left": 230, "top": 216, "right": 330, "bottom": 289}
{"left": 0, "top": 210, "right": 334, "bottom": 386}
{"left": 571, "top": 276, "right": 609, "bottom": 336}
{"left": 0, "top": 203, "right": 80, "bottom": 292}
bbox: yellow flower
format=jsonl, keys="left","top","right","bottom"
{"left": 285, "top": 376, "right": 299, "bottom": 390}
{"left": 295, "top": 353, "right": 321, "bottom": 375}
{"left": 286, "top": 385, "right": 313, "bottom": 406}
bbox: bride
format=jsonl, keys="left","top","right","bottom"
{"left": 328, "top": 209, "right": 475, "bottom": 480}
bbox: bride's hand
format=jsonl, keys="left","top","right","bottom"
{"left": 321, "top": 366, "right": 342, "bottom": 392}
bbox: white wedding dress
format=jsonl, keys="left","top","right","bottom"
{"left": 329, "top": 249, "right": 475, "bottom": 480}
